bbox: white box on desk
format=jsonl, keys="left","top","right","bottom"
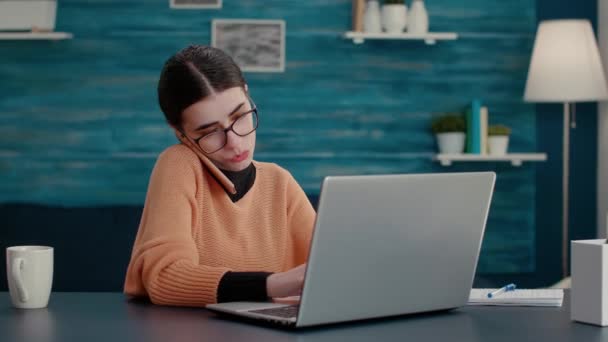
{"left": 571, "top": 239, "right": 608, "bottom": 326}
{"left": 0, "top": 1, "right": 57, "bottom": 31}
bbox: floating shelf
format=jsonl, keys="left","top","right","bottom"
{"left": 434, "top": 153, "right": 548, "bottom": 167}
{"left": 0, "top": 32, "right": 73, "bottom": 40}
{"left": 344, "top": 31, "right": 458, "bottom": 45}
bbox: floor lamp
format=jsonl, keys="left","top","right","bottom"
{"left": 524, "top": 19, "right": 608, "bottom": 279}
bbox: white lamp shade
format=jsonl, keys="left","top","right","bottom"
{"left": 524, "top": 19, "right": 608, "bottom": 103}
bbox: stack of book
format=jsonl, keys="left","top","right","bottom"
{"left": 465, "top": 99, "right": 489, "bottom": 155}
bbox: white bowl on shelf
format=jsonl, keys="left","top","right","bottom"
{"left": 436, "top": 132, "right": 466, "bottom": 154}
{"left": 488, "top": 136, "right": 509, "bottom": 156}
{"left": 381, "top": 4, "right": 407, "bottom": 34}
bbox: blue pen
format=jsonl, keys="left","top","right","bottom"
{"left": 487, "top": 283, "right": 516, "bottom": 298}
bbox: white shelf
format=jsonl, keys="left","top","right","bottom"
{"left": 344, "top": 31, "right": 458, "bottom": 45}
{"left": 434, "top": 153, "right": 547, "bottom": 167}
{"left": 0, "top": 32, "right": 73, "bottom": 40}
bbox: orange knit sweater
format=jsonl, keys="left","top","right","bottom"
{"left": 123, "top": 144, "right": 316, "bottom": 306}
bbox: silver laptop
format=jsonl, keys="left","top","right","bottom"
{"left": 206, "top": 172, "right": 496, "bottom": 328}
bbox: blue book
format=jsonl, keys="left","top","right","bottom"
{"left": 466, "top": 107, "right": 473, "bottom": 153}
{"left": 469, "top": 99, "right": 482, "bottom": 154}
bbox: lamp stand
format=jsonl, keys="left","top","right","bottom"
{"left": 562, "top": 102, "right": 570, "bottom": 278}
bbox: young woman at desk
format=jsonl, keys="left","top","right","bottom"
{"left": 123, "top": 45, "right": 316, "bottom": 306}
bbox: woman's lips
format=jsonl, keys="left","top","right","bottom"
{"left": 230, "top": 151, "right": 249, "bottom": 163}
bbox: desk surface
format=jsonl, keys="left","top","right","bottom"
{"left": 1, "top": 291, "right": 606, "bottom": 342}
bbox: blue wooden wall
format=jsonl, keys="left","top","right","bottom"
{"left": 0, "top": 0, "right": 539, "bottom": 273}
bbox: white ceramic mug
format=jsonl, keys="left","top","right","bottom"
{"left": 6, "top": 246, "right": 54, "bottom": 309}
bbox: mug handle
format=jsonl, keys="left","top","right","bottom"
{"left": 11, "top": 258, "right": 29, "bottom": 303}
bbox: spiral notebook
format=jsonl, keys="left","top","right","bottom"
{"left": 468, "top": 288, "right": 564, "bottom": 307}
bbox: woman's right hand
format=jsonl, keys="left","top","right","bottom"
{"left": 266, "top": 263, "right": 307, "bottom": 299}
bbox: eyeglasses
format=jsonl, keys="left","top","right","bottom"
{"left": 188, "top": 102, "right": 259, "bottom": 154}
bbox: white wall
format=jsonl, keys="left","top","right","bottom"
{"left": 599, "top": 0, "right": 608, "bottom": 238}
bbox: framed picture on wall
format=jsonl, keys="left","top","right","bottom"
{"left": 211, "top": 19, "right": 286, "bottom": 73}
{"left": 169, "top": 0, "right": 222, "bottom": 9}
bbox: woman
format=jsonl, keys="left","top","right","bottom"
{"left": 124, "top": 45, "right": 316, "bottom": 307}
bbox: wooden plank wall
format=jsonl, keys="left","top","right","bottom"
{"left": 0, "top": 0, "right": 537, "bottom": 273}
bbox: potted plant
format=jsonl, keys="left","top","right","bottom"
{"left": 381, "top": 0, "right": 407, "bottom": 34}
{"left": 431, "top": 114, "right": 466, "bottom": 154}
{"left": 488, "top": 124, "right": 511, "bottom": 155}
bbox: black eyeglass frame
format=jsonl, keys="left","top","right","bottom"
{"left": 181, "top": 97, "right": 259, "bottom": 154}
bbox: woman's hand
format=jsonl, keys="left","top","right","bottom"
{"left": 266, "top": 264, "right": 307, "bottom": 299}
{"left": 272, "top": 296, "right": 301, "bottom": 305}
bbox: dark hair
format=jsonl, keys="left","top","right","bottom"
{"left": 157, "top": 45, "right": 246, "bottom": 128}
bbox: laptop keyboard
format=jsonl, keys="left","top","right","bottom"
{"left": 248, "top": 305, "right": 299, "bottom": 319}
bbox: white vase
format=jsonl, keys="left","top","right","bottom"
{"left": 363, "top": 0, "right": 382, "bottom": 33}
{"left": 436, "top": 132, "right": 465, "bottom": 154}
{"left": 381, "top": 4, "right": 407, "bottom": 34}
{"left": 0, "top": 1, "right": 57, "bottom": 31}
{"left": 488, "top": 136, "right": 509, "bottom": 155}
{"left": 408, "top": 0, "right": 429, "bottom": 34}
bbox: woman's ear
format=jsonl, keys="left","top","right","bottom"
{"left": 172, "top": 126, "right": 192, "bottom": 148}
{"left": 175, "top": 132, "right": 187, "bottom": 144}
{"left": 171, "top": 126, "right": 185, "bottom": 138}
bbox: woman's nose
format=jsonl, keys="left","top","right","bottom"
{"left": 224, "top": 129, "right": 241, "bottom": 149}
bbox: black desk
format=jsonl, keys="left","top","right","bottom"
{"left": 1, "top": 291, "right": 605, "bottom": 341}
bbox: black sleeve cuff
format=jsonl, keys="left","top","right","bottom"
{"left": 217, "top": 271, "right": 273, "bottom": 303}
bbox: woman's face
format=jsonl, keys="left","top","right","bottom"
{"left": 180, "top": 86, "right": 257, "bottom": 172}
